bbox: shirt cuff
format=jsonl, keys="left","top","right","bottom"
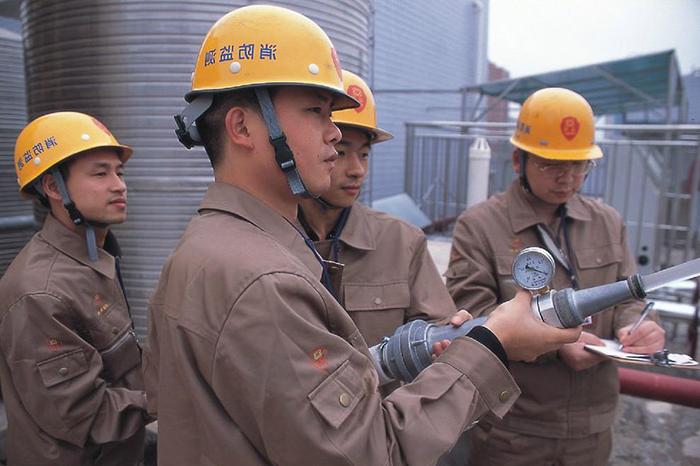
{"left": 466, "top": 325, "right": 508, "bottom": 367}
{"left": 436, "top": 336, "right": 520, "bottom": 419}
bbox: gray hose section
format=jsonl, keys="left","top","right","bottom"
{"left": 551, "top": 281, "right": 636, "bottom": 327}
{"left": 370, "top": 316, "right": 487, "bottom": 385}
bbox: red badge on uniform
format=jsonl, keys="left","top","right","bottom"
{"left": 347, "top": 84, "right": 367, "bottom": 113}
{"left": 510, "top": 236, "right": 524, "bottom": 253}
{"left": 93, "top": 293, "right": 110, "bottom": 316}
{"left": 560, "top": 116, "right": 580, "bottom": 140}
{"left": 311, "top": 347, "right": 328, "bottom": 370}
{"left": 47, "top": 338, "right": 62, "bottom": 351}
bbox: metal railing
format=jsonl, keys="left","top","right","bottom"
{"left": 405, "top": 121, "right": 700, "bottom": 273}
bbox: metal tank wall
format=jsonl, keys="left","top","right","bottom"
{"left": 21, "top": 0, "right": 371, "bottom": 338}
{"left": 0, "top": 22, "right": 33, "bottom": 277}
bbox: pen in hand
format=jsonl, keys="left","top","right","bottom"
{"left": 618, "top": 301, "right": 654, "bottom": 350}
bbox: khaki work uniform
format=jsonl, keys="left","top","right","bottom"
{"left": 446, "top": 181, "right": 646, "bottom": 466}
{"left": 0, "top": 214, "right": 147, "bottom": 466}
{"left": 305, "top": 202, "right": 456, "bottom": 347}
{"left": 145, "top": 182, "right": 520, "bottom": 466}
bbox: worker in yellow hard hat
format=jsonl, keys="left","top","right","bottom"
{"left": 144, "top": 7, "right": 581, "bottom": 464}
{"left": 446, "top": 87, "right": 665, "bottom": 466}
{"left": 298, "top": 69, "right": 471, "bottom": 389}
{"left": 0, "top": 112, "right": 149, "bottom": 465}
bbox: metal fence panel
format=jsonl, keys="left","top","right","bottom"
{"left": 405, "top": 121, "right": 700, "bottom": 273}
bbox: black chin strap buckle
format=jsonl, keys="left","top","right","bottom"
{"left": 269, "top": 134, "right": 297, "bottom": 173}
{"left": 174, "top": 114, "right": 197, "bottom": 149}
{"left": 65, "top": 201, "right": 84, "bottom": 226}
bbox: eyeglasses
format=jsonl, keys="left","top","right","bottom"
{"left": 532, "top": 159, "right": 597, "bottom": 178}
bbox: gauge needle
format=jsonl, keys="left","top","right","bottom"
{"left": 525, "top": 265, "right": 546, "bottom": 275}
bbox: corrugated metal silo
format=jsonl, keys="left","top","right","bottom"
{"left": 21, "top": 0, "right": 371, "bottom": 337}
{"left": 0, "top": 23, "right": 32, "bottom": 277}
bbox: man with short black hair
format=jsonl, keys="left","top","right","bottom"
{"left": 0, "top": 112, "right": 148, "bottom": 465}
{"left": 145, "top": 7, "right": 582, "bottom": 465}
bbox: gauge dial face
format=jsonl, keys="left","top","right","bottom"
{"left": 512, "top": 247, "right": 556, "bottom": 291}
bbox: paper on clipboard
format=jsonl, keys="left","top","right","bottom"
{"left": 584, "top": 339, "right": 699, "bottom": 368}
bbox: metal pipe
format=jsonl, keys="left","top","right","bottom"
{"left": 618, "top": 367, "right": 700, "bottom": 409}
{"left": 405, "top": 121, "right": 700, "bottom": 132}
{"left": 0, "top": 215, "right": 35, "bottom": 232}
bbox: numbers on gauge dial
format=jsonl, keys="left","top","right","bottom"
{"left": 512, "top": 247, "right": 555, "bottom": 291}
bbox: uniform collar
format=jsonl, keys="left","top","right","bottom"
{"left": 506, "top": 180, "right": 592, "bottom": 233}
{"left": 198, "top": 182, "right": 323, "bottom": 277}
{"left": 338, "top": 202, "right": 376, "bottom": 251}
{"left": 38, "top": 214, "right": 117, "bottom": 279}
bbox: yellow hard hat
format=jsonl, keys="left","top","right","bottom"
{"left": 187, "top": 5, "right": 357, "bottom": 111}
{"left": 332, "top": 70, "right": 392, "bottom": 143}
{"left": 510, "top": 87, "right": 602, "bottom": 161}
{"left": 14, "top": 112, "right": 132, "bottom": 192}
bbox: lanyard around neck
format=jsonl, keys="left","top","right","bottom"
{"left": 535, "top": 205, "right": 579, "bottom": 289}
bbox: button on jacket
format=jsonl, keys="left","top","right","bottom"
{"left": 144, "top": 182, "right": 519, "bottom": 466}
{"left": 446, "top": 181, "right": 645, "bottom": 438}
{"left": 0, "top": 214, "right": 147, "bottom": 466}
{"left": 309, "top": 202, "right": 456, "bottom": 347}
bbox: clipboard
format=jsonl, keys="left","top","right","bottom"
{"left": 584, "top": 339, "right": 699, "bottom": 369}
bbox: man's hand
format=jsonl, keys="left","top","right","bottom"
{"left": 558, "top": 331, "right": 607, "bottom": 371}
{"left": 432, "top": 309, "right": 472, "bottom": 358}
{"left": 617, "top": 320, "right": 665, "bottom": 354}
{"left": 483, "top": 290, "right": 582, "bottom": 362}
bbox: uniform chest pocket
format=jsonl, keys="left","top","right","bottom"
{"left": 308, "top": 360, "right": 365, "bottom": 429}
{"left": 344, "top": 282, "right": 410, "bottom": 312}
{"left": 37, "top": 349, "right": 89, "bottom": 388}
{"left": 495, "top": 255, "right": 518, "bottom": 302}
{"left": 100, "top": 330, "right": 141, "bottom": 382}
{"left": 574, "top": 244, "right": 623, "bottom": 286}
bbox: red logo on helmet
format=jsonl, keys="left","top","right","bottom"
{"left": 347, "top": 84, "right": 367, "bottom": 113}
{"left": 330, "top": 48, "right": 342, "bottom": 81}
{"left": 91, "top": 118, "right": 114, "bottom": 138}
{"left": 560, "top": 116, "right": 580, "bottom": 140}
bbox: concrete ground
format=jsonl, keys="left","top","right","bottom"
{"left": 612, "top": 395, "right": 700, "bottom": 466}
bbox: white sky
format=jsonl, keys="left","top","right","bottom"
{"left": 488, "top": 0, "right": 700, "bottom": 78}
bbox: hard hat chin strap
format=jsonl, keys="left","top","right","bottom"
{"left": 519, "top": 150, "right": 532, "bottom": 193}
{"left": 50, "top": 168, "right": 99, "bottom": 262}
{"left": 314, "top": 196, "right": 341, "bottom": 209}
{"left": 254, "top": 88, "right": 316, "bottom": 198}
{"left": 175, "top": 89, "right": 317, "bottom": 198}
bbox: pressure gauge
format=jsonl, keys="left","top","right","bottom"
{"left": 512, "top": 247, "right": 556, "bottom": 292}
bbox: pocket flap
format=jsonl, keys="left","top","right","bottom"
{"left": 308, "top": 360, "right": 365, "bottom": 429}
{"left": 575, "top": 244, "right": 622, "bottom": 269}
{"left": 344, "top": 282, "right": 410, "bottom": 312}
{"left": 495, "top": 254, "right": 516, "bottom": 275}
{"left": 37, "top": 349, "right": 89, "bottom": 388}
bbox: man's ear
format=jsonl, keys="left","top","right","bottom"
{"left": 224, "top": 106, "right": 255, "bottom": 150}
{"left": 512, "top": 149, "right": 521, "bottom": 174}
{"left": 40, "top": 173, "right": 63, "bottom": 202}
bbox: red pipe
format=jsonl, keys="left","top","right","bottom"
{"left": 618, "top": 367, "right": 700, "bottom": 409}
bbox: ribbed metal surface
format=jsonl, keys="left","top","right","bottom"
{"left": 0, "top": 23, "right": 33, "bottom": 278}
{"left": 21, "top": 0, "right": 371, "bottom": 338}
